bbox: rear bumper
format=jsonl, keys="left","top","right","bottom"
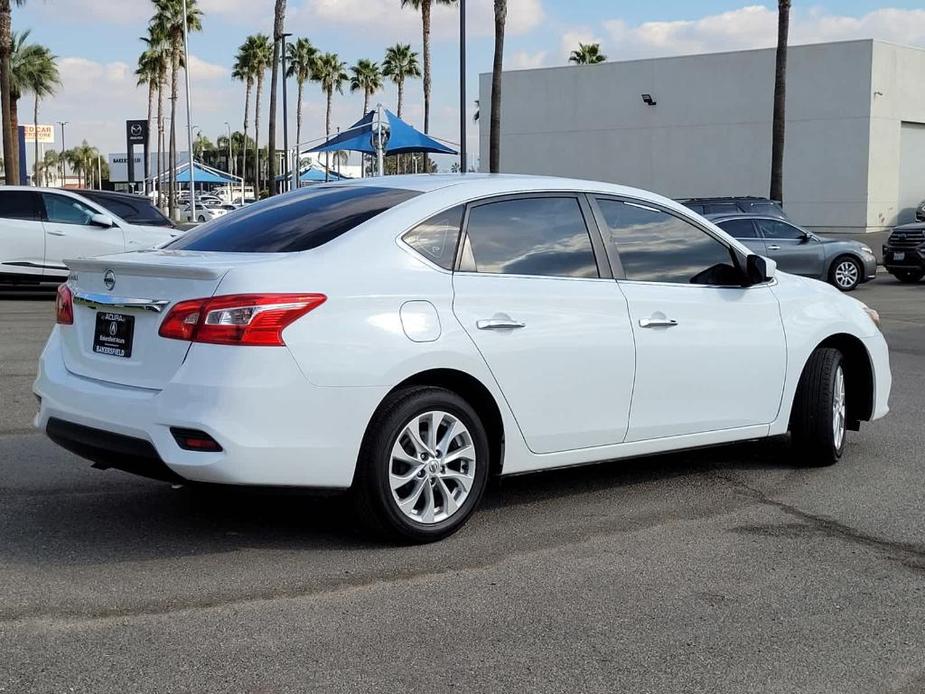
{"left": 34, "top": 327, "right": 388, "bottom": 488}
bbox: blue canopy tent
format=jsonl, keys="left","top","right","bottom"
{"left": 307, "top": 108, "right": 457, "bottom": 176}
{"left": 173, "top": 162, "right": 237, "bottom": 184}
{"left": 274, "top": 166, "right": 350, "bottom": 184}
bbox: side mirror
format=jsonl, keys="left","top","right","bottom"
{"left": 89, "top": 213, "right": 114, "bottom": 228}
{"left": 746, "top": 254, "right": 776, "bottom": 284}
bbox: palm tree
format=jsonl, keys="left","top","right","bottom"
{"left": 233, "top": 36, "right": 259, "bottom": 200}
{"left": 267, "top": 0, "right": 286, "bottom": 195}
{"left": 382, "top": 44, "right": 420, "bottom": 120}
{"left": 65, "top": 140, "right": 99, "bottom": 189}
{"left": 7, "top": 29, "right": 33, "bottom": 180}
{"left": 249, "top": 33, "right": 273, "bottom": 194}
{"left": 770, "top": 0, "right": 790, "bottom": 203}
{"left": 311, "top": 52, "right": 348, "bottom": 180}
{"left": 569, "top": 42, "right": 606, "bottom": 64}
{"left": 400, "top": 0, "right": 457, "bottom": 171}
{"left": 1, "top": 0, "right": 27, "bottom": 185}
{"left": 21, "top": 43, "right": 58, "bottom": 186}
{"left": 136, "top": 33, "right": 167, "bottom": 198}
{"left": 489, "top": 0, "right": 506, "bottom": 173}
{"left": 150, "top": 0, "right": 203, "bottom": 219}
{"left": 36, "top": 147, "right": 57, "bottom": 185}
{"left": 350, "top": 58, "right": 382, "bottom": 117}
{"left": 286, "top": 37, "right": 317, "bottom": 181}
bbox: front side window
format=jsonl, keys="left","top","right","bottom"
{"left": 0, "top": 191, "right": 39, "bottom": 221}
{"left": 597, "top": 199, "right": 739, "bottom": 285}
{"left": 717, "top": 218, "right": 759, "bottom": 239}
{"left": 42, "top": 194, "right": 97, "bottom": 225}
{"left": 168, "top": 185, "right": 421, "bottom": 253}
{"left": 402, "top": 205, "right": 463, "bottom": 270}
{"left": 460, "top": 197, "right": 598, "bottom": 278}
{"left": 757, "top": 219, "right": 804, "bottom": 240}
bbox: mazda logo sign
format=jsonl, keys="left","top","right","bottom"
{"left": 103, "top": 269, "right": 116, "bottom": 291}
{"left": 130, "top": 124, "right": 142, "bottom": 136}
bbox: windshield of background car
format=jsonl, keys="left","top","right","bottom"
{"left": 167, "top": 185, "right": 421, "bottom": 253}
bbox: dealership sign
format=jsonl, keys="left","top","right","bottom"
{"left": 23, "top": 124, "right": 54, "bottom": 144}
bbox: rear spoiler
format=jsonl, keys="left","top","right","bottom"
{"left": 64, "top": 256, "right": 229, "bottom": 281}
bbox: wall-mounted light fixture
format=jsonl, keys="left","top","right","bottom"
{"left": 641, "top": 93, "right": 657, "bottom": 106}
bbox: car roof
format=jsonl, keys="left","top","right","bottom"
{"left": 680, "top": 196, "right": 781, "bottom": 204}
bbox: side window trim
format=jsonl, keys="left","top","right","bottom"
{"left": 454, "top": 192, "right": 609, "bottom": 280}
{"left": 591, "top": 194, "right": 750, "bottom": 289}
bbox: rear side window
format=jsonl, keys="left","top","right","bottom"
{"left": 83, "top": 194, "right": 173, "bottom": 227}
{"left": 460, "top": 197, "right": 598, "bottom": 278}
{"left": 597, "top": 199, "right": 738, "bottom": 285}
{"left": 717, "top": 219, "right": 759, "bottom": 239}
{"left": 168, "top": 185, "right": 421, "bottom": 253}
{"left": 402, "top": 205, "right": 463, "bottom": 270}
{"left": 0, "top": 190, "right": 39, "bottom": 221}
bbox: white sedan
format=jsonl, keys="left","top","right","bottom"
{"left": 183, "top": 201, "right": 229, "bottom": 223}
{"left": 35, "top": 175, "right": 891, "bottom": 542}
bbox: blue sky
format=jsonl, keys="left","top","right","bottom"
{"left": 12, "top": 1, "right": 925, "bottom": 170}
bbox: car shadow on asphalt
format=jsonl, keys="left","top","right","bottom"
{"left": 1, "top": 436, "right": 797, "bottom": 565}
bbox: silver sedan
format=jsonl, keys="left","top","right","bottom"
{"left": 708, "top": 214, "right": 877, "bottom": 291}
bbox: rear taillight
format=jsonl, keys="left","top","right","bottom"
{"left": 158, "top": 293, "right": 326, "bottom": 346}
{"left": 56, "top": 284, "right": 73, "bottom": 325}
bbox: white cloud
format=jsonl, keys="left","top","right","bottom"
{"left": 599, "top": 6, "right": 925, "bottom": 60}
{"left": 511, "top": 50, "right": 548, "bottom": 69}
{"left": 292, "top": 0, "right": 544, "bottom": 41}
{"left": 187, "top": 54, "right": 227, "bottom": 82}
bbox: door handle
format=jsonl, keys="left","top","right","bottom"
{"left": 476, "top": 318, "right": 526, "bottom": 330}
{"left": 47, "top": 230, "right": 66, "bottom": 237}
{"left": 639, "top": 317, "right": 679, "bottom": 328}
{"left": 766, "top": 244, "right": 781, "bottom": 251}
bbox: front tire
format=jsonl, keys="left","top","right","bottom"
{"left": 892, "top": 268, "right": 924, "bottom": 284}
{"left": 353, "top": 386, "right": 490, "bottom": 543}
{"left": 829, "top": 256, "right": 861, "bottom": 291}
{"left": 790, "top": 348, "right": 846, "bottom": 466}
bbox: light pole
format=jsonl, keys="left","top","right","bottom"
{"left": 280, "top": 32, "right": 292, "bottom": 193}
{"left": 58, "top": 121, "right": 67, "bottom": 186}
{"left": 459, "top": 0, "right": 466, "bottom": 173}
{"left": 181, "top": 0, "right": 196, "bottom": 221}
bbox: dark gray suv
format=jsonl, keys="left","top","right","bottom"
{"left": 708, "top": 214, "right": 877, "bottom": 291}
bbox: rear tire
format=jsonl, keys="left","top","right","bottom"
{"left": 353, "top": 386, "right": 489, "bottom": 543}
{"left": 790, "top": 348, "right": 846, "bottom": 467}
{"left": 829, "top": 256, "right": 861, "bottom": 291}
{"left": 892, "top": 269, "right": 924, "bottom": 284}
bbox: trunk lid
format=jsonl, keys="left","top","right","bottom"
{"left": 62, "top": 250, "right": 274, "bottom": 390}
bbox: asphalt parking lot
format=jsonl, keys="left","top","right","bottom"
{"left": 1, "top": 278, "right": 923, "bottom": 693}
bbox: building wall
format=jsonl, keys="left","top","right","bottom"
{"left": 868, "top": 42, "right": 925, "bottom": 229}
{"left": 480, "top": 40, "right": 892, "bottom": 234}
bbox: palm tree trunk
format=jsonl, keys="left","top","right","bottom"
{"left": 157, "top": 79, "right": 164, "bottom": 208}
{"left": 770, "top": 0, "right": 790, "bottom": 203}
{"left": 295, "top": 79, "right": 303, "bottom": 186}
{"left": 489, "top": 0, "right": 507, "bottom": 173}
{"left": 9, "top": 95, "right": 18, "bottom": 182}
{"left": 33, "top": 95, "right": 39, "bottom": 186}
{"left": 325, "top": 89, "right": 332, "bottom": 180}
{"left": 397, "top": 79, "right": 404, "bottom": 174}
{"left": 255, "top": 74, "right": 264, "bottom": 196}
{"left": 0, "top": 1, "right": 14, "bottom": 185}
{"left": 421, "top": 0, "right": 432, "bottom": 172}
{"left": 146, "top": 80, "right": 155, "bottom": 195}
{"left": 243, "top": 79, "right": 252, "bottom": 201}
{"left": 169, "top": 44, "right": 179, "bottom": 218}
{"left": 268, "top": 0, "right": 286, "bottom": 196}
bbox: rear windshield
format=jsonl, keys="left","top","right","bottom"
{"left": 81, "top": 192, "right": 174, "bottom": 228}
{"left": 168, "top": 185, "right": 421, "bottom": 253}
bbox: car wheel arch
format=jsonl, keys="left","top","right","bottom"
{"left": 799, "top": 333, "right": 874, "bottom": 429}
{"left": 364, "top": 368, "right": 506, "bottom": 478}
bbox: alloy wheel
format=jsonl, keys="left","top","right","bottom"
{"left": 832, "top": 365, "right": 846, "bottom": 450}
{"left": 833, "top": 260, "right": 859, "bottom": 289}
{"left": 389, "top": 410, "right": 476, "bottom": 525}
